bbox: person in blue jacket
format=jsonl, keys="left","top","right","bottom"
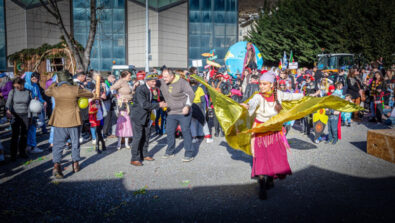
{"left": 24, "top": 72, "right": 46, "bottom": 153}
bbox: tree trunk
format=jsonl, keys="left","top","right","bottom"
{"left": 82, "top": 0, "right": 98, "bottom": 73}
{"left": 39, "top": 0, "right": 98, "bottom": 74}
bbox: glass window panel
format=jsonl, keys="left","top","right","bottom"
{"left": 98, "top": 0, "right": 112, "bottom": 8}
{"left": 189, "top": 23, "right": 201, "bottom": 35}
{"left": 190, "top": 0, "right": 199, "bottom": 10}
{"left": 214, "top": 24, "right": 225, "bottom": 35}
{"left": 227, "top": 0, "right": 236, "bottom": 11}
{"left": 73, "top": 0, "right": 125, "bottom": 71}
{"left": 214, "top": 12, "right": 225, "bottom": 23}
{"left": 200, "top": 35, "right": 211, "bottom": 48}
{"left": 114, "top": 0, "right": 125, "bottom": 9}
{"left": 113, "top": 47, "right": 125, "bottom": 58}
{"left": 201, "top": 11, "right": 211, "bottom": 23}
{"left": 188, "top": 0, "right": 238, "bottom": 67}
{"left": 190, "top": 35, "right": 201, "bottom": 48}
{"left": 112, "top": 21, "right": 125, "bottom": 33}
{"left": 102, "top": 59, "right": 113, "bottom": 70}
{"left": 214, "top": 36, "right": 225, "bottom": 48}
{"left": 214, "top": 0, "right": 225, "bottom": 11}
{"left": 200, "top": 0, "right": 211, "bottom": 11}
{"left": 226, "top": 24, "right": 236, "bottom": 35}
{"left": 201, "top": 23, "right": 212, "bottom": 34}
{"left": 113, "top": 9, "right": 125, "bottom": 21}
{"left": 189, "top": 11, "right": 200, "bottom": 23}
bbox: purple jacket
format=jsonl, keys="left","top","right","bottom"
{"left": 1, "top": 81, "right": 13, "bottom": 101}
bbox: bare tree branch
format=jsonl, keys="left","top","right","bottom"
{"left": 39, "top": 0, "right": 57, "bottom": 18}
{"left": 39, "top": 0, "right": 100, "bottom": 72}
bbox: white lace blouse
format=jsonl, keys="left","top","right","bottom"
{"left": 247, "top": 91, "right": 303, "bottom": 122}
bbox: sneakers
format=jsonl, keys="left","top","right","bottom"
{"left": 206, "top": 138, "right": 213, "bottom": 143}
{"left": 79, "top": 137, "right": 84, "bottom": 143}
{"left": 125, "top": 145, "right": 131, "bottom": 149}
{"left": 117, "top": 147, "right": 121, "bottom": 150}
{"left": 192, "top": 138, "right": 199, "bottom": 144}
{"left": 92, "top": 139, "right": 97, "bottom": 145}
{"left": 314, "top": 139, "right": 320, "bottom": 144}
{"left": 162, "top": 154, "right": 175, "bottom": 159}
{"left": 182, "top": 156, "right": 194, "bottom": 162}
{"left": 30, "top": 147, "right": 44, "bottom": 153}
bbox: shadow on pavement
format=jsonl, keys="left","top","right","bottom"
{"left": 288, "top": 138, "right": 318, "bottom": 150}
{"left": 0, "top": 165, "right": 394, "bottom": 222}
{"left": 350, "top": 141, "right": 367, "bottom": 153}
{"left": 220, "top": 141, "right": 253, "bottom": 167}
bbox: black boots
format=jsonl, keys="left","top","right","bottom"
{"left": 258, "top": 176, "right": 267, "bottom": 200}
{"left": 265, "top": 176, "right": 274, "bottom": 190}
{"left": 95, "top": 144, "right": 101, "bottom": 154}
{"left": 258, "top": 175, "right": 274, "bottom": 200}
{"left": 95, "top": 140, "right": 106, "bottom": 154}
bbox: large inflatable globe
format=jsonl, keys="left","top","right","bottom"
{"left": 224, "top": 41, "right": 264, "bottom": 78}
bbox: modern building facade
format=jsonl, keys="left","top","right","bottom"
{"left": 0, "top": 0, "right": 239, "bottom": 71}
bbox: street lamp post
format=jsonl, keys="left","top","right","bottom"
{"left": 145, "top": 0, "right": 149, "bottom": 72}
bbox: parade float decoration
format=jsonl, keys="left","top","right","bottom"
{"left": 7, "top": 39, "right": 77, "bottom": 88}
{"left": 202, "top": 49, "right": 221, "bottom": 69}
{"left": 224, "top": 41, "right": 263, "bottom": 78}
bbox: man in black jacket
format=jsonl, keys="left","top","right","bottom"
{"left": 130, "top": 74, "right": 166, "bottom": 166}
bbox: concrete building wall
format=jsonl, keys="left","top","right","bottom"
{"left": 6, "top": 0, "right": 27, "bottom": 55}
{"left": 158, "top": 2, "right": 187, "bottom": 68}
{"left": 26, "top": 0, "right": 71, "bottom": 49}
{"left": 239, "top": 23, "right": 254, "bottom": 41}
{"left": 127, "top": 1, "right": 159, "bottom": 68}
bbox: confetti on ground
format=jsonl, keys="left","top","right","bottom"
{"left": 51, "top": 181, "right": 60, "bottom": 185}
{"left": 133, "top": 186, "right": 148, "bottom": 196}
{"left": 115, "top": 171, "right": 124, "bottom": 178}
{"left": 181, "top": 180, "right": 191, "bottom": 186}
{"left": 24, "top": 160, "right": 32, "bottom": 166}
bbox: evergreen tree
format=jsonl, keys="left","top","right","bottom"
{"left": 247, "top": 0, "right": 395, "bottom": 67}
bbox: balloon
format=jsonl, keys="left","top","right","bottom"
{"left": 224, "top": 41, "right": 264, "bottom": 78}
{"left": 29, "top": 99, "right": 43, "bottom": 113}
{"left": 78, "top": 98, "right": 89, "bottom": 109}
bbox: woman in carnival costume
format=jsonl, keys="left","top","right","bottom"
{"left": 241, "top": 71, "right": 303, "bottom": 200}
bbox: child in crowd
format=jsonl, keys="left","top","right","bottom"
{"left": 89, "top": 99, "right": 106, "bottom": 153}
{"left": 334, "top": 82, "right": 345, "bottom": 98}
{"left": 116, "top": 97, "right": 133, "bottom": 150}
{"left": 327, "top": 86, "right": 341, "bottom": 144}
{"left": 341, "top": 94, "right": 353, "bottom": 127}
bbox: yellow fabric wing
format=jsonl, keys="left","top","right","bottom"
{"left": 191, "top": 75, "right": 363, "bottom": 156}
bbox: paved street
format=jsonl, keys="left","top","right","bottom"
{"left": 0, "top": 121, "right": 394, "bottom": 222}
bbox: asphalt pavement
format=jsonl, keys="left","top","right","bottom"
{"left": 0, "top": 120, "right": 394, "bottom": 222}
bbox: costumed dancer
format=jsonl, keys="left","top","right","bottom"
{"left": 241, "top": 71, "right": 303, "bottom": 200}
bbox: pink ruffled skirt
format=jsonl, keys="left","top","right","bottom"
{"left": 116, "top": 111, "right": 133, "bottom": 137}
{"left": 251, "top": 129, "right": 291, "bottom": 178}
